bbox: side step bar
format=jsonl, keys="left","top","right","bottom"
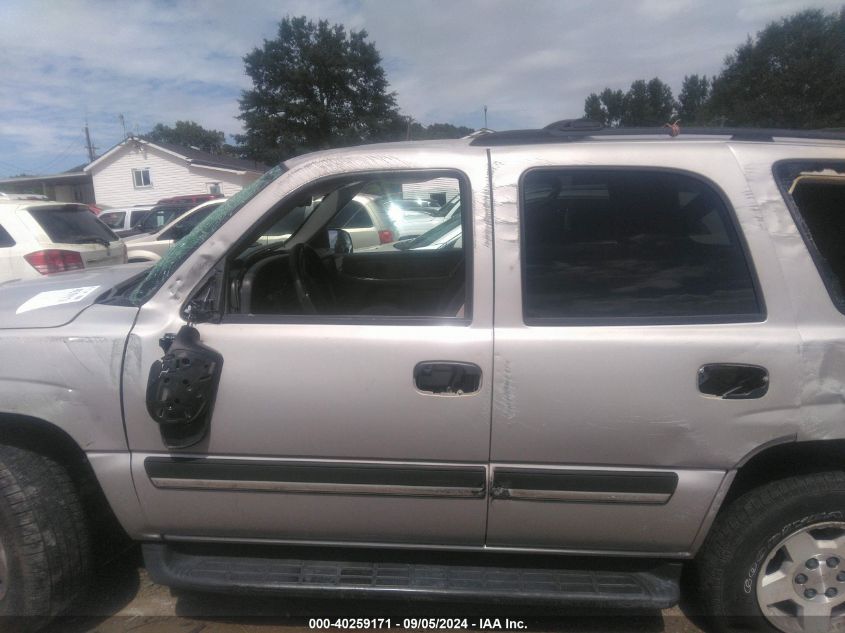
{"left": 143, "top": 543, "right": 680, "bottom": 609}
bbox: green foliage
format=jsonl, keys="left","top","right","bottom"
{"left": 584, "top": 89, "right": 624, "bottom": 126}
{"left": 237, "top": 16, "right": 401, "bottom": 164}
{"left": 708, "top": 8, "right": 845, "bottom": 128}
{"left": 144, "top": 121, "right": 228, "bottom": 154}
{"left": 676, "top": 75, "right": 710, "bottom": 124}
{"left": 407, "top": 122, "right": 475, "bottom": 140}
{"left": 584, "top": 79, "right": 674, "bottom": 127}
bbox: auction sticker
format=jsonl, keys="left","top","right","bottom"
{"left": 16, "top": 286, "right": 101, "bottom": 314}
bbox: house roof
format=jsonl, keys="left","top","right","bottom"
{"left": 84, "top": 138, "right": 268, "bottom": 174}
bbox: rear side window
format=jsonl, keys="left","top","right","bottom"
{"left": 99, "top": 212, "right": 126, "bottom": 229}
{"left": 0, "top": 224, "right": 14, "bottom": 247}
{"left": 775, "top": 162, "right": 845, "bottom": 313}
{"left": 520, "top": 169, "right": 761, "bottom": 324}
{"left": 27, "top": 205, "right": 117, "bottom": 244}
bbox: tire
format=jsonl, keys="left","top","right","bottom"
{"left": 0, "top": 444, "right": 91, "bottom": 626}
{"left": 692, "top": 471, "right": 845, "bottom": 633}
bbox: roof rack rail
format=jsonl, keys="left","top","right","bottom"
{"left": 469, "top": 126, "right": 845, "bottom": 146}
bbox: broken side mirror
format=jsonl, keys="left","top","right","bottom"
{"left": 146, "top": 325, "right": 223, "bottom": 449}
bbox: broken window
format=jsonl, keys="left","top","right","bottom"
{"left": 776, "top": 162, "right": 845, "bottom": 313}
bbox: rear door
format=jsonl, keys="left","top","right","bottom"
{"left": 486, "top": 144, "right": 803, "bottom": 555}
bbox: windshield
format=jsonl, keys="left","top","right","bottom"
{"left": 130, "top": 164, "right": 286, "bottom": 305}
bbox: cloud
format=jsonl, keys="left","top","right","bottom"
{"left": 0, "top": 0, "right": 841, "bottom": 177}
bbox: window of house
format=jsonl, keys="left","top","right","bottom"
{"left": 775, "top": 162, "right": 845, "bottom": 313}
{"left": 227, "top": 173, "right": 468, "bottom": 320}
{"left": 520, "top": 169, "right": 761, "bottom": 324}
{"left": 0, "top": 224, "right": 15, "bottom": 247}
{"left": 132, "top": 168, "right": 151, "bottom": 188}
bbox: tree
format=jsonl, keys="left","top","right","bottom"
{"left": 237, "top": 16, "right": 401, "bottom": 164}
{"left": 144, "top": 121, "right": 229, "bottom": 154}
{"left": 676, "top": 75, "right": 710, "bottom": 125}
{"left": 406, "top": 122, "right": 475, "bottom": 140}
{"left": 707, "top": 8, "right": 845, "bottom": 128}
{"left": 584, "top": 88, "right": 624, "bottom": 127}
{"left": 622, "top": 78, "right": 675, "bottom": 126}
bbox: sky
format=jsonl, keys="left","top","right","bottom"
{"left": 0, "top": 0, "right": 842, "bottom": 178}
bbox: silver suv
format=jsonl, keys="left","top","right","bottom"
{"left": 2, "top": 124, "right": 845, "bottom": 633}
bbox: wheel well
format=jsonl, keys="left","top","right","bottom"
{"left": 0, "top": 414, "right": 128, "bottom": 552}
{"left": 725, "top": 439, "right": 845, "bottom": 505}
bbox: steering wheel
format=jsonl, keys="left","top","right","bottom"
{"left": 289, "top": 243, "right": 336, "bottom": 314}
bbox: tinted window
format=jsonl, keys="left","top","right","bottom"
{"left": 521, "top": 169, "right": 760, "bottom": 322}
{"left": 138, "top": 205, "right": 191, "bottom": 233}
{"left": 0, "top": 224, "right": 14, "bottom": 247}
{"left": 28, "top": 205, "right": 117, "bottom": 244}
{"left": 776, "top": 163, "right": 845, "bottom": 312}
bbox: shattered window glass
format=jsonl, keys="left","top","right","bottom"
{"left": 776, "top": 162, "right": 845, "bottom": 313}
{"left": 129, "top": 164, "right": 285, "bottom": 305}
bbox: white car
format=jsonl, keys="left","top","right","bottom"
{"left": 0, "top": 200, "right": 126, "bottom": 283}
{"left": 98, "top": 206, "right": 155, "bottom": 233}
{"left": 124, "top": 199, "right": 225, "bottom": 263}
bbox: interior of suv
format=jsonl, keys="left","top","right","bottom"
{"left": 225, "top": 174, "right": 468, "bottom": 320}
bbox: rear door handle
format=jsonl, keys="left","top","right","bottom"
{"left": 698, "top": 363, "right": 769, "bottom": 399}
{"left": 414, "top": 362, "right": 481, "bottom": 395}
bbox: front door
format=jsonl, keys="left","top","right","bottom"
{"left": 122, "top": 161, "right": 494, "bottom": 547}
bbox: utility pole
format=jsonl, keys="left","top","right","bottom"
{"left": 118, "top": 114, "right": 127, "bottom": 140}
{"left": 84, "top": 121, "right": 97, "bottom": 162}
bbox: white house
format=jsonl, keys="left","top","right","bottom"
{"left": 84, "top": 138, "right": 267, "bottom": 207}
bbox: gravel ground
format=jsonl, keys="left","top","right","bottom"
{"left": 43, "top": 547, "right": 708, "bottom": 633}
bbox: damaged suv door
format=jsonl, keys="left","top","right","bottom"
{"left": 121, "top": 152, "right": 494, "bottom": 546}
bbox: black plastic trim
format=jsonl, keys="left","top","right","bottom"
{"left": 493, "top": 469, "right": 679, "bottom": 495}
{"left": 517, "top": 165, "right": 767, "bottom": 327}
{"left": 145, "top": 457, "right": 486, "bottom": 490}
{"left": 471, "top": 126, "right": 845, "bottom": 147}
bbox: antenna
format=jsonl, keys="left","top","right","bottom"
{"left": 118, "top": 114, "right": 127, "bottom": 139}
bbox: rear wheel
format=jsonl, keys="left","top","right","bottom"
{"left": 0, "top": 444, "right": 91, "bottom": 624}
{"left": 693, "top": 471, "right": 845, "bottom": 632}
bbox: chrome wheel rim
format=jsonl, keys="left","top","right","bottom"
{"left": 757, "top": 521, "right": 845, "bottom": 633}
{"left": 0, "top": 536, "right": 7, "bottom": 601}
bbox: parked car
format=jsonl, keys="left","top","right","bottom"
{"left": 116, "top": 202, "right": 196, "bottom": 239}
{"left": 0, "top": 200, "right": 126, "bottom": 283}
{"left": 98, "top": 206, "right": 155, "bottom": 233}
{"left": 157, "top": 193, "right": 223, "bottom": 205}
{"left": 326, "top": 193, "right": 398, "bottom": 249}
{"left": 381, "top": 196, "right": 453, "bottom": 239}
{"left": 124, "top": 199, "right": 226, "bottom": 262}
{"left": 361, "top": 208, "right": 463, "bottom": 252}
{"left": 4, "top": 125, "right": 845, "bottom": 633}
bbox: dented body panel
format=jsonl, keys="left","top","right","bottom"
{"left": 0, "top": 136, "right": 844, "bottom": 559}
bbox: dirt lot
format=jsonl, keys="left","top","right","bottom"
{"left": 41, "top": 546, "right": 708, "bottom": 633}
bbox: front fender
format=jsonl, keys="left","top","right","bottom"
{"left": 0, "top": 303, "right": 138, "bottom": 451}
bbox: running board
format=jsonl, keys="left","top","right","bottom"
{"left": 143, "top": 543, "right": 680, "bottom": 609}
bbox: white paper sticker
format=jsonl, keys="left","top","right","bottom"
{"left": 16, "top": 286, "right": 101, "bottom": 315}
